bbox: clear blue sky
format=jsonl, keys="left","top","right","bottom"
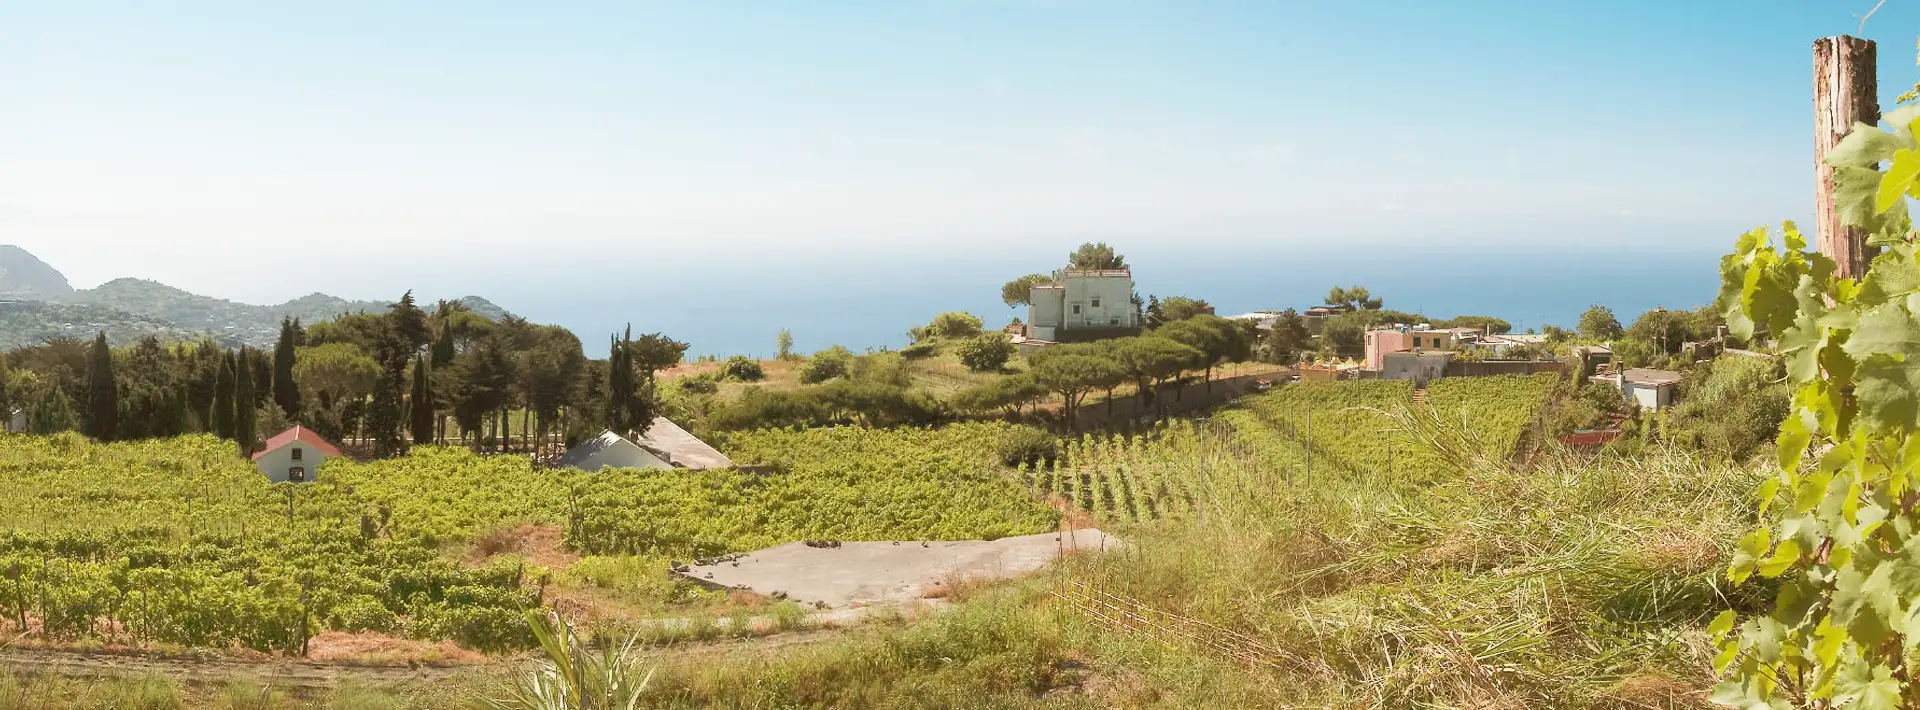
{"left": 2, "top": 1, "right": 1916, "bottom": 321}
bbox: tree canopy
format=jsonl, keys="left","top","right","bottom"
{"left": 1577, "top": 305, "right": 1624, "bottom": 341}
{"left": 1067, "top": 242, "right": 1127, "bottom": 271}
{"left": 1001, "top": 274, "right": 1052, "bottom": 307}
{"left": 1146, "top": 296, "right": 1215, "bottom": 328}
{"left": 1325, "top": 285, "right": 1383, "bottom": 310}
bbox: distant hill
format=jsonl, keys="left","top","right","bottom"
{"left": 0, "top": 300, "right": 216, "bottom": 350}
{"left": 0, "top": 246, "right": 74, "bottom": 299}
{"left": 0, "top": 246, "right": 515, "bottom": 349}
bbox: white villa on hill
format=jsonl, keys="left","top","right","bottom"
{"left": 1025, "top": 269, "right": 1139, "bottom": 341}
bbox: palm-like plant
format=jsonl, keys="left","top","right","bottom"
{"left": 487, "top": 610, "right": 654, "bottom": 710}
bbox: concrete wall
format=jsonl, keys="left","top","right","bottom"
{"left": 1027, "top": 285, "right": 1065, "bottom": 335}
{"left": 1381, "top": 352, "right": 1451, "bottom": 387}
{"left": 1298, "top": 367, "right": 1350, "bottom": 382}
{"left": 1445, "top": 360, "right": 1566, "bottom": 378}
{"left": 255, "top": 443, "right": 330, "bottom": 483}
{"left": 1625, "top": 382, "right": 1672, "bottom": 410}
{"left": 1062, "top": 275, "right": 1138, "bottom": 330}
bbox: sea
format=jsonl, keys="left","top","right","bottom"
{"left": 469, "top": 242, "right": 1731, "bottom": 360}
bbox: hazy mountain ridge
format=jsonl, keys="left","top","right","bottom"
{"left": 0, "top": 246, "right": 75, "bottom": 299}
{"left": 0, "top": 247, "right": 514, "bottom": 348}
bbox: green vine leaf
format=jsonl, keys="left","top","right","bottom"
{"left": 1826, "top": 121, "right": 1905, "bottom": 168}
{"left": 1855, "top": 356, "right": 1920, "bottom": 431}
{"left": 1731, "top": 528, "right": 1771, "bottom": 584}
{"left": 1835, "top": 657, "right": 1903, "bottom": 710}
{"left": 1839, "top": 304, "right": 1920, "bottom": 361}
{"left": 1833, "top": 561, "right": 1902, "bottom": 646}
{"left": 1758, "top": 538, "right": 1802, "bottom": 577}
{"left": 1879, "top": 148, "right": 1920, "bottom": 214}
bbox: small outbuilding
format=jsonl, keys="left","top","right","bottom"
{"left": 556, "top": 417, "right": 735, "bottom": 472}
{"left": 1605, "top": 368, "right": 1683, "bottom": 411}
{"left": 252, "top": 426, "right": 343, "bottom": 483}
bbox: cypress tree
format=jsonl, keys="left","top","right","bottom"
{"left": 409, "top": 355, "right": 435, "bottom": 445}
{"left": 34, "top": 387, "right": 76, "bottom": 434}
{"left": 83, "top": 332, "right": 118, "bottom": 441}
{"left": 213, "top": 353, "right": 236, "bottom": 440}
{"left": 247, "top": 348, "right": 272, "bottom": 411}
{"left": 169, "top": 388, "right": 192, "bottom": 436}
{"left": 235, "top": 350, "right": 257, "bottom": 456}
{"left": 604, "top": 333, "right": 631, "bottom": 435}
{"left": 273, "top": 317, "right": 301, "bottom": 419}
{"left": 432, "top": 320, "right": 456, "bottom": 368}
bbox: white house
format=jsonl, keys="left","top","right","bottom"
{"left": 556, "top": 417, "right": 735, "bottom": 472}
{"left": 1025, "top": 269, "right": 1140, "bottom": 341}
{"left": 251, "top": 425, "right": 343, "bottom": 483}
{"left": 1605, "top": 368, "right": 1682, "bottom": 411}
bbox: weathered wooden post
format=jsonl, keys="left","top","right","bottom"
{"left": 1814, "top": 35, "right": 1879, "bottom": 278}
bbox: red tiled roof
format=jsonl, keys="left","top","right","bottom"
{"left": 251, "top": 425, "right": 344, "bottom": 461}
{"left": 1560, "top": 430, "right": 1622, "bottom": 447}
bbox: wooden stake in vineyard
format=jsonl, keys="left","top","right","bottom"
{"left": 1813, "top": 35, "right": 1879, "bottom": 277}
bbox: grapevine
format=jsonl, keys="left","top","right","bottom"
{"left": 1711, "top": 104, "right": 1920, "bottom": 709}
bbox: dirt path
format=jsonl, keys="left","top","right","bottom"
{"left": 0, "top": 614, "right": 864, "bottom": 690}
{"left": 0, "top": 647, "right": 474, "bottom": 691}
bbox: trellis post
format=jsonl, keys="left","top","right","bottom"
{"left": 1814, "top": 35, "right": 1879, "bottom": 278}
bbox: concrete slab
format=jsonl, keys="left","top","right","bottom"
{"left": 676, "top": 529, "right": 1121, "bottom": 609}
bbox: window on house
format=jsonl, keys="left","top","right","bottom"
{"left": 1072, "top": 305, "right": 1081, "bottom": 315}
{"left": 1110, "top": 317, "right": 1120, "bottom": 325}
{"left": 1091, "top": 297, "right": 1101, "bottom": 308}
{"left": 289, "top": 467, "right": 306, "bottom": 482}
{"left": 290, "top": 447, "right": 303, "bottom": 461}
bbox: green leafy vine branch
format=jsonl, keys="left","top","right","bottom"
{"left": 1714, "top": 105, "right": 1920, "bottom": 709}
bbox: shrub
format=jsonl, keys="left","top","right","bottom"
{"left": 900, "top": 342, "right": 938, "bottom": 360}
{"left": 957, "top": 334, "right": 1015, "bottom": 372}
{"left": 1665, "top": 356, "right": 1788, "bottom": 462}
{"left": 798, "top": 347, "right": 853, "bottom": 384}
{"left": 996, "top": 426, "right": 1058, "bottom": 467}
{"left": 720, "top": 355, "right": 764, "bottom": 382}
{"left": 678, "top": 374, "right": 719, "bottom": 394}
{"left": 926, "top": 312, "right": 985, "bottom": 340}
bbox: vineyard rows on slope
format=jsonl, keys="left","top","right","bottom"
{"left": 1042, "top": 375, "right": 1561, "bottom": 527}
{"left": 0, "top": 422, "right": 1057, "bottom": 654}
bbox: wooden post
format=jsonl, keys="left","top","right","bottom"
{"left": 1814, "top": 35, "right": 1879, "bottom": 278}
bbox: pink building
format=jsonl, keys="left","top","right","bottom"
{"left": 1365, "top": 327, "right": 1478, "bottom": 370}
{"left": 1364, "top": 329, "right": 1412, "bottom": 370}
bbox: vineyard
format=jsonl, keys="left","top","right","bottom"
{"left": 0, "top": 422, "right": 1057, "bottom": 655}
{"left": 1038, "top": 375, "right": 1561, "bottom": 527}
{"left": 566, "top": 423, "right": 1058, "bottom": 557}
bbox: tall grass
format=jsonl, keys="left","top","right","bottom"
{"left": 612, "top": 399, "right": 1764, "bottom": 708}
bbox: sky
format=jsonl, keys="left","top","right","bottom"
{"left": 3, "top": 1, "right": 1919, "bottom": 354}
